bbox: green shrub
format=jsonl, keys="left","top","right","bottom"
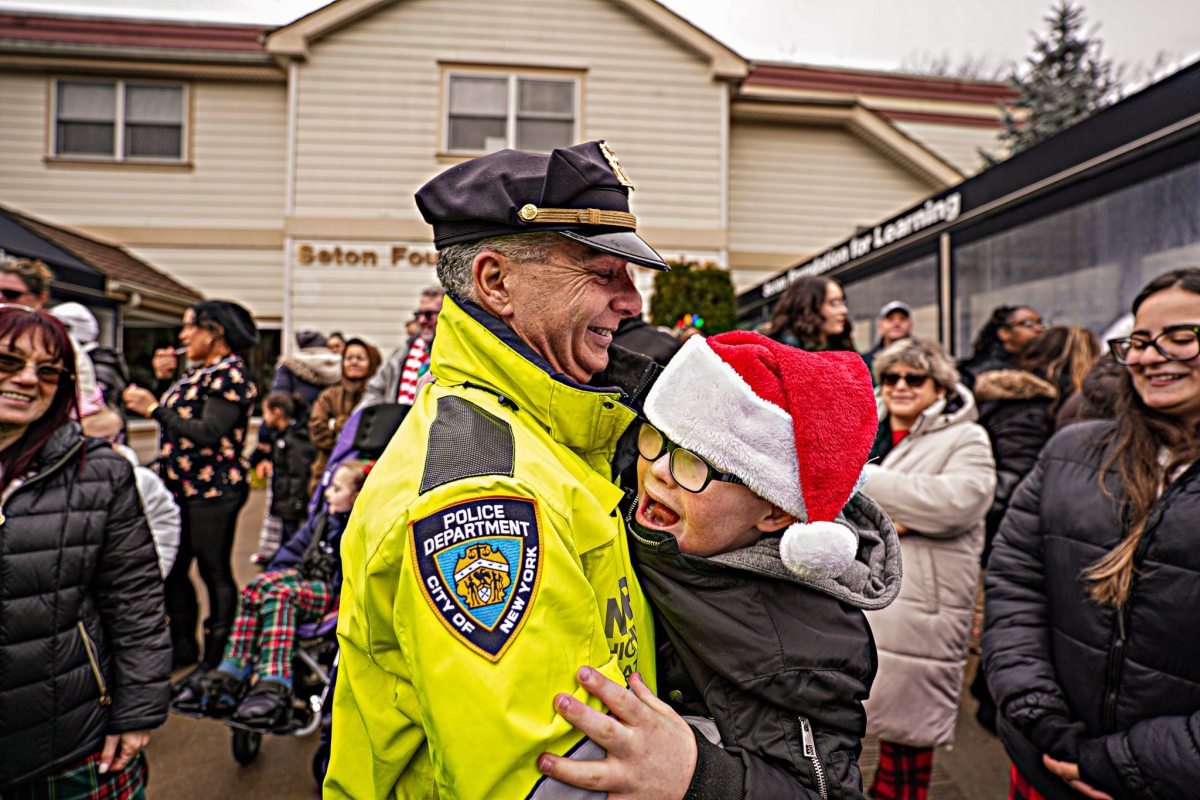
{"left": 649, "top": 261, "right": 737, "bottom": 335}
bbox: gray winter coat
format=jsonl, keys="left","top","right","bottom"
{"left": 633, "top": 493, "right": 902, "bottom": 799}
{"left": 861, "top": 385, "right": 996, "bottom": 747}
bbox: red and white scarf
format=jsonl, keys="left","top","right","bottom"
{"left": 396, "top": 337, "right": 429, "bottom": 406}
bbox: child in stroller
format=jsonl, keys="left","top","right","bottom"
{"left": 173, "top": 459, "right": 368, "bottom": 730}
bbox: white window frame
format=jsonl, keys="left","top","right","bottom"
{"left": 50, "top": 78, "right": 189, "bottom": 163}
{"left": 442, "top": 70, "right": 580, "bottom": 155}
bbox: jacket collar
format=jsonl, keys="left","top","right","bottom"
{"left": 430, "top": 296, "right": 636, "bottom": 464}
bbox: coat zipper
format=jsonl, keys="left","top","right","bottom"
{"left": 77, "top": 621, "right": 112, "bottom": 706}
{"left": 799, "top": 717, "right": 828, "bottom": 800}
{"left": 1102, "top": 609, "right": 1126, "bottom": 730}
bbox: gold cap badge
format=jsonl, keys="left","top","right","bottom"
{"left": 598, "top": 141, "right": 634, "bottom": 189}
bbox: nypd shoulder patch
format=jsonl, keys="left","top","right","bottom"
{"left": 410, "top": 496, "right": 543, "bottom": 661}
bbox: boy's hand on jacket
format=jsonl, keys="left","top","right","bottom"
{"left": 538, "top": 667, "right": 695, "bottom": 800}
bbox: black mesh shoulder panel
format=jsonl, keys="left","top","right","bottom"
{"left": 419, "top": 395, "right": 516, "bottom": 494}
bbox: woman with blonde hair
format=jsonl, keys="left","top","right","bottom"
{"left": 860, "top": 338, "right": 996, "bottom": 799}
{"left": 984, "top": 267, "right": 1200, "bottom": 799}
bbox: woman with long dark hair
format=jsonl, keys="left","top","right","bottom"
{"left": 124, "top": 300, "right": 259, "bottom": 676}
{"left": 984, "top": 268, "right": 1200, "bottom": 799}
{"left": 765, "top": 275, "right": 856, "bottom": 351}
{"left": 0, "top": 306, "right": 170, "bottom": 797}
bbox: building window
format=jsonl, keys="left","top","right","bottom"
{"left": 54, "top": 79, "right": 186, "bottom": 161}
{"left": 445, "top": 73, "right": 576, "bottom": 153}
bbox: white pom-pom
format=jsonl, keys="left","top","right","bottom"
{"left": 780, "top": 521, "right": 858, "bottom": 579}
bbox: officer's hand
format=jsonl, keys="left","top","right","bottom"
{"left": 537, "top": 667, "right": 695, "bottom": 800}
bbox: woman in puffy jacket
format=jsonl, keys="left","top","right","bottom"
{"left": 860, "top": 338, "right": 996, "bottom": 800}
{"left": 0, "top": 306, "right": 170, "bottom": 797}
{"left": 983, "top": 267, "right": 1200, "bottom": 800}
{"left": 308, "top": 337, "right": 381, "bottom": 488}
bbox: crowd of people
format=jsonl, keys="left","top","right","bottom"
{"left": 1, "top": 138, "right": 1197, "bottom": 800}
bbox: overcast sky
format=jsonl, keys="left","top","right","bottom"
{"left": 3, "top": 0, "right": 1198, "bottom": 80}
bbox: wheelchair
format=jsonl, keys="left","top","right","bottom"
{"left": 225, "top": 613, "right": 338, "bottom": 783}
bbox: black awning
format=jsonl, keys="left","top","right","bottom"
{"left": 0, "top": 212, "right": 107, "bottom": 291}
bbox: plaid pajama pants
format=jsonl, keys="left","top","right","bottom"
{"left": 4, "top": 752, "right": 147, "bottom": 800}
{"left": 869, "top": 740, "right": 934, "bottom": 800}
{"left": 224, "top": 568, "right": 334, "bottom": 679}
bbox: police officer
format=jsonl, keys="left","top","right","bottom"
{"left": 327, "top": 141, "right": 700, "bottom": 799}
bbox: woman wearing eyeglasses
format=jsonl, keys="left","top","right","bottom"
{"left": 983, "top": 268, "right": 1200, "bottom": 800}
{"left": 858, "top": 338, "right": 996, "bottom": 800}
{"left": 960, "top": 305, "right": 1045, "bottom": 389}
{"left": 764, "top": 275, "right": 857, "bottom": 352}
{"left": 0, "top": 306, "right": 171, "bottom": 797}
{"left": 123, "top": 301, "right": 259, "bottom": 681}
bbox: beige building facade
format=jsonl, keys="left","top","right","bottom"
{"left": 0, "top": 0, "right": 1012, "bottom": 357}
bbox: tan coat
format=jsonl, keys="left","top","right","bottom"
{"left": 861, "top": 384, "right": 996, "bottom": 747}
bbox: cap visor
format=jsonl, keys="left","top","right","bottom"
{"left": 558, "top": 230, "right": 669, "bottom": 270}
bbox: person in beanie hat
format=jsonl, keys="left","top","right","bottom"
{"left": 541, "top": 331, "right": 902, "bottom": 798}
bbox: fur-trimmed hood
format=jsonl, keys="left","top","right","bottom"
{"left": 972, "top": 369, "right": 1058, "bottom": 403}
{"left": 276, "top": 350, "right": 342, "bottom": 387}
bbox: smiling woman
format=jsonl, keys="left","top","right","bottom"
{"left": 0, "top": 305, "right": 171, "bottom": 797}
{"left": 983, "top": 267, "right": 1200, "bottom": 800}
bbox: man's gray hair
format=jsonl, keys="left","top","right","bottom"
{"left": 420, "top": 285, "right": 445, "bottom": 300}
{"left": 435, "top": 233, "right": 564, "bottom": 301}
{"left": 873, "top": 338, "right": 960, "bottom": 391}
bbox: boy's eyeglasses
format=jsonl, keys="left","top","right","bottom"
{"left": 1108, "top": 325, "right": 1200, "bottom": 365}
{"left": 0, "top": 353, "right": 71, "bottom": 385}
{"left": 880, "top": 372, "right": 930, "bottom": 388}
{"left": 637, "top": 423, "right": 745, "bottom": 494}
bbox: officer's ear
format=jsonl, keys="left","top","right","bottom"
{"left": 473, "top": 250, "right": 516, "bottom": 320}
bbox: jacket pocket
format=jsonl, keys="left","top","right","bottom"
{"left": 77, "top": 621, "right": 112, "bottom": 706}
{"left": 798, "top": 717, "right": 830, "bottom": 800}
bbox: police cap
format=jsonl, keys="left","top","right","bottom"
{"left": 414, "top": 140, "right": 668, "bottom": 270}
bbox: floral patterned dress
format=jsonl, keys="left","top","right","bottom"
{"left": 158, "top": 354, "right": 258, "bottom": 501}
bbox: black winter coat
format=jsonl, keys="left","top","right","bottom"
{"left": 631, "top": 493, "right": 902, "bottom": 800}
{"left": 983, "top": 421, "right": 1200, "bottom": 800}
{"left": 269, "top": 421, "right": 317, "bottom": 523}
{"left": 0, "top": 424, "right": 171, "bottom": 788}
{"left": 973, "top": 369, "right": 1057, "bottom": 563}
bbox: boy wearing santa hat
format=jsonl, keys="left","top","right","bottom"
{"left": 627, "top": 331, "right": 902, "bottom": 797}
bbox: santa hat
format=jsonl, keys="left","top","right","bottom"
{"left": 643, "top": 331, "right": 878, "bottom": 579}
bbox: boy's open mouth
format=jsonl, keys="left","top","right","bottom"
{"left": 637, "top": 493, "right": 681, "bottom": 529}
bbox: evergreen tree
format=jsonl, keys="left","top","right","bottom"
{"left": 998, "top": 1, "right": 1117, "bottom": 155}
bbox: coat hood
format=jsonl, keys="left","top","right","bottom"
{"left": 278, "top": 350, "right": 342, "bottom": 387}
{"left": 973, "top": 369, "right": 1058, "bottom": 402}
{"left": 708, "top": 491, "right": 902, "bottom": 610}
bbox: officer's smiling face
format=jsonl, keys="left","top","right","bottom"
{"left": 502, "top": 239, "right": 641, "bottom": 383}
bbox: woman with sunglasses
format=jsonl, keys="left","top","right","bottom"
{"left": 0, "top": 306, "right": 171, "bottom": 797}
{"left": 983, "top": 268, "right": 1200, "bottom": 800}
{"left": 764, "top": 275, "right": 857, "bottom": 352}
{"left": 858, "top": 338, "right": 996, "bottom": 800}
{"left": 123, "top": 301, "right": 258, "bottom": 681}
{"left": 540, "top": 331, "right": 902, "bottom": 799}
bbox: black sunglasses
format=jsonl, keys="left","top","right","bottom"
{"left": 880, "top": 372, "right": 930, "bottom": 388}
{"left": 0, "top": 352, "right": 71, "bottom": 385}
{"left": 415, "top": 310, "right": 439, "bottom": 321}
{"left": 0, "top": 288, "right": 28, "bottom": 302}
{"left": 637, "top": 423, "right": 745, "bottom": 494}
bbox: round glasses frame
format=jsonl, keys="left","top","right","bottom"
{"left": 637, "top": 423, "right": 746, "bottom": 494}
{"left": 1108, "top": 325, "right": 1200, "bottom": 366}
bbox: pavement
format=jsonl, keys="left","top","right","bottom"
{"left": 146, "top": 488, "right": 1013, "bottom": 798}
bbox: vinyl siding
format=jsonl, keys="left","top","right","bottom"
{"left": 0, "top": 72, "right": 287, "bottom": 229}
{"left": 729, "top": 120, "right": 933, "bottom": 269}
{"left": 893, "top": 120, "right": 1006, "bottom": 176}
{"left": 125, "top": 245, "right": 284, "bottom": 318}
{"left": 291, "top": 0, "right": 726, "bottom": 240}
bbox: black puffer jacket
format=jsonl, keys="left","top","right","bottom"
{"left": 269, "top": 420, "right": 317, "bottom": 523}
{"left": 632, "top": 493, "right": 902, "bottom": 800}
{"left": 0, "top": 424, "right": 171, "bottom": 788}
{"left": 983, "top": 421, "right": 1200, "bottom": 800}
{"left": 973, "top": 368, "right": 1057, "bottom": 563}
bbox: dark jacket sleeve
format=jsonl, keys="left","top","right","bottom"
{"left": 268, "top": 511, "right": 321, "bottom": 572}
{"left": 1077, "top": 711, "right": 1200, "bottom": 799}
{"left": 982, "top": 452, "right": 1088, "bottom": 761}
{"left": 92, "top": 453, "right": 172, "bottom": 733}
{"left": 684, "top": 729, "right": 746, "bottom": 799}
{"left": 271, "top": 364, "right": 295, "bottom": 395}
{"left": 151, "top": 396, "right": 242, "bottom": 449}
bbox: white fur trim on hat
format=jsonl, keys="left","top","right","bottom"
{"left": 643, "top": 336, "right": 806, "bottom": 518}
{"left": 780, "top": 520, "right": 858, "bottom": 580}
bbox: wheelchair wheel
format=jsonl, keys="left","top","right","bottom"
{"left": 312, "top": 741, "right": 330, "bottom": 785}
{"left": 232, "top": 728, "right": 262, "bottom": 765}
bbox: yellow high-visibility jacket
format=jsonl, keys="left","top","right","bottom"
{"left": 325, "top": 296, "right": 655, "bottom": 800}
